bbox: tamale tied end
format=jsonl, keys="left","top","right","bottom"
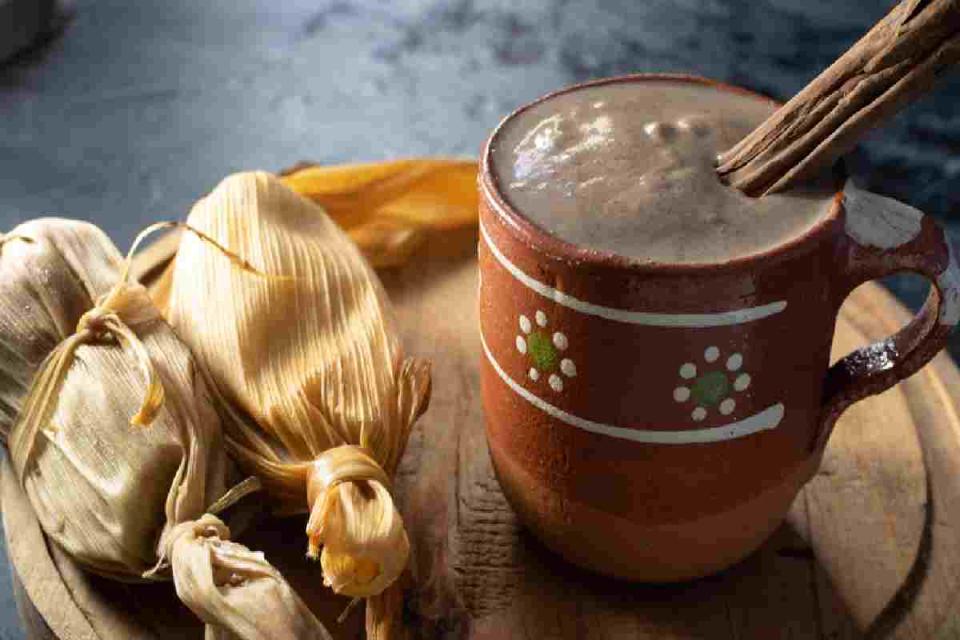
{"left": 305, "top": 446, "right": 410, "bottom": 598}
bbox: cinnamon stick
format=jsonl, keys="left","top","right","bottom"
{"left": 717, "top": 0, "right": 960, "bottom": 196}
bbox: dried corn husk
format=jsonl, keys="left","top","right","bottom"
{"left": 0, "top": 219, "right": 123, "bottom": 437}
{"left": 166, "top": 172, "right": 432, "bottom": 634}
{"left": 138, "top": 159, "right": 479, "bottom": 316}
{"left": 5, "top": 220, "right": 330, "bottom": 639}
{"left": 281, "top": 158, "right": 477, "bottom": 267}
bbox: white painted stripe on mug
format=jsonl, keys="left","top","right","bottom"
{"left": 479, "top": 221, "right": 787, "bottom": 327}
{"left": 481, "top": 331, "right": 785, "bottom": 444}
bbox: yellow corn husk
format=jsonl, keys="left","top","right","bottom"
{"left": 0, "top": 219, "right": 123, "bottom": 437}
{"left": 4, "top": 220, "right": 330, "bottom": 640}
{"left": 165, "top": 173, "right": 432, "bottom": 624}
{"left": 281, "top": 158, "right": 478, "bottom": 267}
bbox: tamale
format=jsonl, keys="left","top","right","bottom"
{"left": 165, "top": 172, "right": 431, "bottom": 630}
{"left": 0, "top": 218, "right": 123, "bottom": 436}
{"left": 5, "top": 220, "right": 331, "bottom": 640}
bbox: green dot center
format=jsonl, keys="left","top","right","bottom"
{"left": 691, "top": 371, "right": 730, "bottom": 406}
{"left": 527, "top": 332, "right": 558, "bottom": 372}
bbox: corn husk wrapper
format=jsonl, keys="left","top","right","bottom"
{"left": 0, "top": 219, "right": 123, "bottom": 437}
{"left": 5, "top": 223, "right": 330, "bottom": 640}
{"left": 281, "top": 158, "right": 477, "bottom": 267}
{"left": 166, "top": 172, "right": 432, "bottom": 627}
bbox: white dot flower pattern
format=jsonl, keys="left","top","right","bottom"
{"left": 674, "top": 346, "right": 752, "bottom": 422}
{"left": 516, "top": 310, "right": 576, "bottom": 392}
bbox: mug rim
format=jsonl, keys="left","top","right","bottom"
{"left": 480, "top": 73, "right": 846, "bottom": 274}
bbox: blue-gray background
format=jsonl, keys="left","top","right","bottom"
{"left": 0, "top": 1, "right": 958, "bottom": 637}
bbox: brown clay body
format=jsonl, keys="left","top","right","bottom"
{"left": 478, "top": 75, "right": 960, "bottom": 582}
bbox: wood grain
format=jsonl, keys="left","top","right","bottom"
{"left": 7, "top": 235, "right": 960, "bottom": 639}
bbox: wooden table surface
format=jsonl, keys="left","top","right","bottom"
{"left": 5, "top": 234, "right": 960, "bottom": 639}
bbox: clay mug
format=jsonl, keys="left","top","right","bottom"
{"left": 478, "top": 74, "right": 960, "bottom": 582}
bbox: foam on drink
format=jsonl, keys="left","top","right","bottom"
{"left": 492, "top": 80, "right": 837, "bottom": 264}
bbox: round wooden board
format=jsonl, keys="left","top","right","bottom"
{"left": 5, "top": 231, "right": 960, "bottom": 639}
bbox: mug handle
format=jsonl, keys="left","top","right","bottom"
{"left": 813, "top": 183, "right": 960, "bottom": 451}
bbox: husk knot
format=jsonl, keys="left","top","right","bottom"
{"left": 148, "top": 476, "right": 262, "bottom": 579}
{"left": 159, "top": 514, "right": 232, "bottom": 573}
{"left": 305, "top": 445, "right": 409, "bottom": 598}
{"left": 84, "top": 285, "right": 165, "bottom": 427}
{"left": 159, "top": 511, "right": 335, "bottom": 639}
{"left": 173, "top": 513, "right": 231, "bottom": 545}
{"left": 306, "top": 445, "right": 390, "bottom": 502}
{"left": 76, "top": 306, "right": 120, "bottom": 337}
{"left": 10, "top": 282, "right": 167, "bottom": 481}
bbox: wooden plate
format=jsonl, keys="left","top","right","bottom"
{"left": 6, "top": 230, "right": 960, "bottom": 638}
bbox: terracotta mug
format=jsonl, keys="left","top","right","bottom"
{"left": 478, "top": 74, "right": 960, "bottom": 582}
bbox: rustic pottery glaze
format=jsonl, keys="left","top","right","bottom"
{"left": 478, "top": 74, "right": 960, "bottom": 582}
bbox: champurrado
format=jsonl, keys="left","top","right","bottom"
{"left": 492, "top": 80, "right": 836, "bottom": 265}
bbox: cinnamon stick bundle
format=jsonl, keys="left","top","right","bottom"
{"left": 717, "top": 0, "right": 960, "bottom": 196}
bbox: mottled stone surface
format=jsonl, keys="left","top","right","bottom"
{"left": 0, "top": 1, "right": 958, "bottom": 636}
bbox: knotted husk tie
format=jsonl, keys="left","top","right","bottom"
{"left": 7, "top": 219, "right": 331, "bottom": 639}
{"left": 305, "top": 445, "right": 406, "bottom": 596}
{"left": 9, "top": 280, "right": 165, "bottom": 481}
{"left": 162, "top": 514, "right": 332, "bottom": 640}
{"left": 0, "top": 219, "right": 123, "bottom": 438}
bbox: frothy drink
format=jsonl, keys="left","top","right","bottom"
{"left": 491, "top": 80, "right": 837, "bottom": 264}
